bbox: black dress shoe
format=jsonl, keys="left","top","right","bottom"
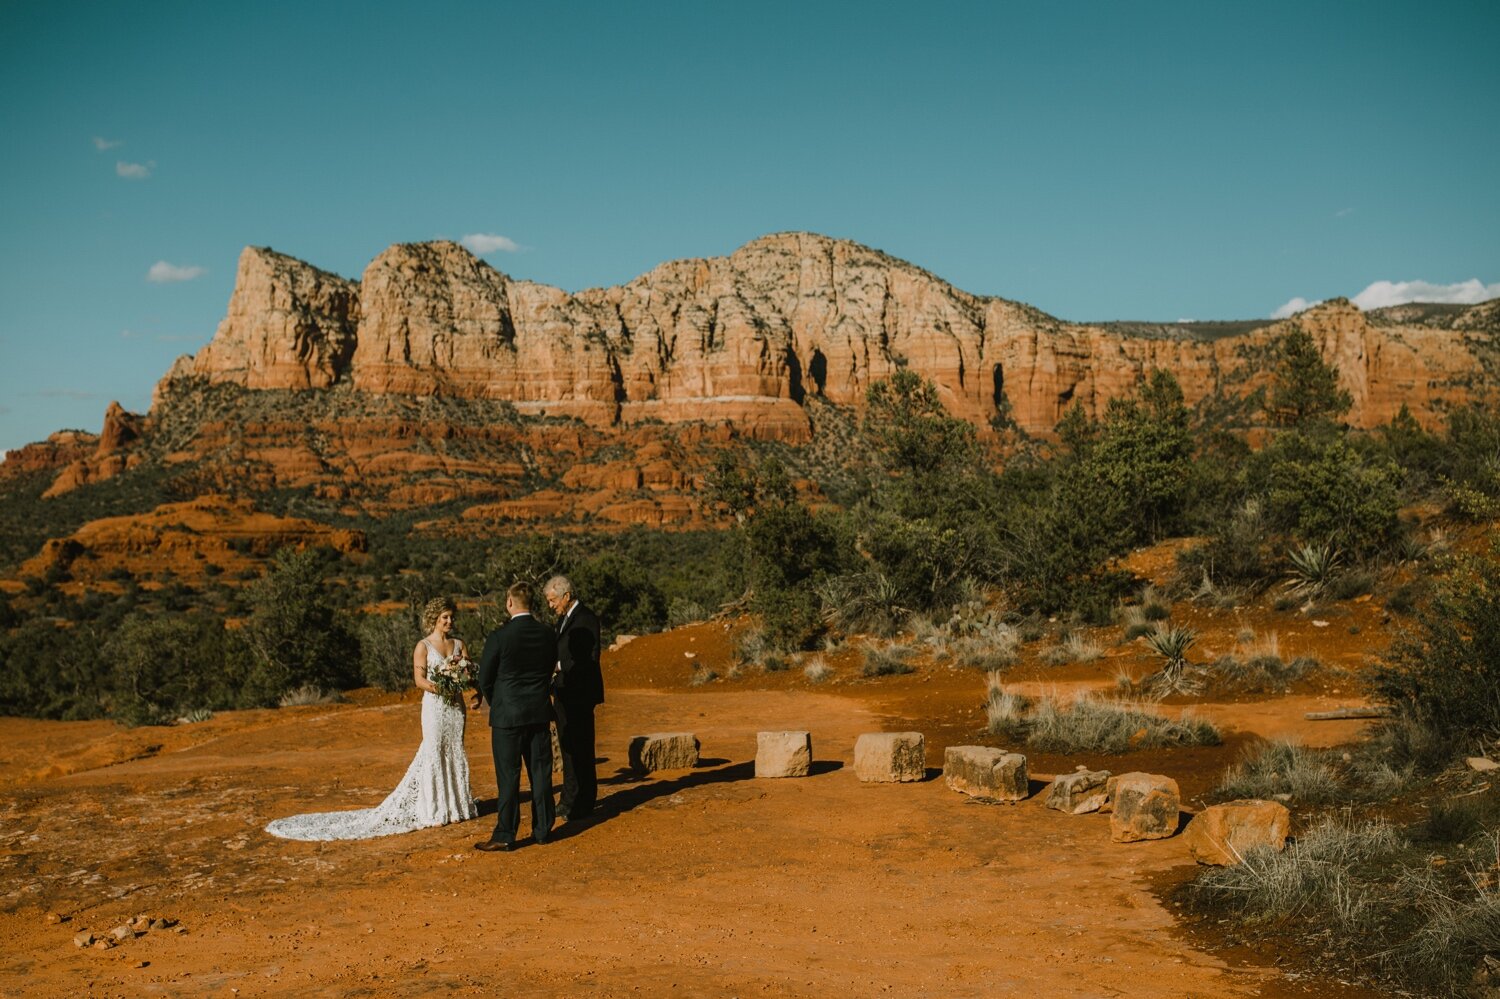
{"left": 474, "top": 840, "right": 513, "bottom": 852}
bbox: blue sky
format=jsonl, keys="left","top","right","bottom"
{"left": 2, "top": 1, "right": 1497, "bottom": 453}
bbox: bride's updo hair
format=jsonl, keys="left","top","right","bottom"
{"left": 421, "top": 597, "right": 457, "bottom": 632}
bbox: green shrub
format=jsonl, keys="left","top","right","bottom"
{"left": 1214, "top": 740, "right": 1342, "bottom": 804}
{"left": 861, "top": 643, "right": 916, "bottom": 677}
{"left": 816, "top": 569, "right": 904, "bottom": 637}
{"left": 1022, "top": 694, "right": 1220, "bottom": 753}
{"left": 1366, "top": 542, "right": 1500, "bottom": 765}
{"left": 104, "top": 612, "right": 243, "bottom": 726}
{"left": 238, "top": 547, "right": 359, "bottom": 707}
{"left": 356, "top": 609, "right": 420, "bottom": 692}
{"left": 574, "top": 550, "right": 668, "bottom": 639}
{"left": 1262, "top": 433, "right": 1402, "bottom": 557}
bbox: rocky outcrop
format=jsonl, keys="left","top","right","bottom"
{"left": 41, "top": 402, "right": 146, "bottom": 498}
{"left": 152, "top": 233, "right": 1496, "bottom": 443}
{"left": 166, "top": 246, "right": 358, "bottom": 395}
{"left": 0, "top": 431, "right": 97, "bottom": 480}
{"left": 18, "top": 495, "right": 365, "bottom": 584}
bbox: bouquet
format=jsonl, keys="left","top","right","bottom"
{"left": 428, "top": 649, "right": 476, "bottom": 704}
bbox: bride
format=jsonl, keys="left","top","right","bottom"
{"left": 266, "top": 597, "right": 478, "bottom": 840}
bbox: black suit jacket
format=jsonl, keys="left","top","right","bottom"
{"left": 478, "top": 613, "right": 557, "bottom": 728}
{"left": 554, "top": 601, "right": 604, "bottom": 708}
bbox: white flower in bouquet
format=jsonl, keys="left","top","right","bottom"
{"left": 428, "top": 649, "right": 476, "bottom": 703}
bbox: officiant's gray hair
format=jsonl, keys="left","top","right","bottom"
{"left": 543, "top": 575, "right": 572, "bottom": 598}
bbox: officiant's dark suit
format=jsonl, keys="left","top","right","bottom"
{"left": 476, "top": 583, "right": 556, "bottom": 849}
{"left": 544, "top": 576, "right": 603, "bottom": 819}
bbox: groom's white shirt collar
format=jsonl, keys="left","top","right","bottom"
{"left": 511, "top": 611, "right": 532, "bottom": 618}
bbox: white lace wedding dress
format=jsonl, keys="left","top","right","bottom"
{"left": 266, "top": 639, "right": 478, "bottom": 840}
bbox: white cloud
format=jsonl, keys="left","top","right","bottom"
{"left": 1271, "top": 296, "right": 1319, "bottom": 319}
{"left": 146, "top": 261, "right": 205, "bottom": 284}
{"left": 460, "top": 232, "right": 520, "bottom": 255}
{"left": 93, "top": 136, "right": 123, "bottom": 151}
{"left": 1271, "top": 278, "right": 1499, "bottom": 319}
{"left": 116, "top": 160, "right": 153, "bottom": 180}
{"left": 1335, "top": 207, "right": 1354, "bottom": 218}
{"left": 1351, "top": 279, "right": 1500, "bottom": 311}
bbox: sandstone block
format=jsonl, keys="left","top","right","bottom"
{"left": 1045, "top": 768, "right": 1112, "bottom": 814}
{"left": 854, "top": 732, "right": 925, "bottom": 783}
{"left": 943, "top": 746, "right": 1028, "bottom": 802}
{"left": 1182, "top": 799, "right": 1292, "bottom": 866}
{"left": 1467, "top": 756, "right": 1499, "bottom": 772}
{"left": 109, "top": 924, "right": 133, "bottom": 942}
{"left": 73, "top": 932, "right": 93, "bottom": 948}
{"left": 1109, "top": 772, "right": 1182, "bottom": 842}
{"left": 628, "top": 733, "right": 699, "bottom": 773}
{"left": 756, "top": 731, "right": 812, "bottom": 778}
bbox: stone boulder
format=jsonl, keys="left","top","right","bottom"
{"left": 943, "top": 746, "right": 1028, "bottom": 802}
{"left": 1108, "top": 772, "right": 1182, "bottom": 842}
{"left": 854, "top": 732, "right": 925, "bottom": 783}
{"left": 1044, "top": 767, "right": 1112, "bottom": 814}
{"left": 756, "top": 731, "right": 812, "bottom": 778}
{"left": 1182, "top": 799, "right": 1292, "bottom": 865}
{"left": 628, "top": 733, "right": 699, "bottom": 773}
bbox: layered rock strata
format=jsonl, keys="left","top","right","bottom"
{"left": 151, "top": 233, "right": 1496, "bottom": 445}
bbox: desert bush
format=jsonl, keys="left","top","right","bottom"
{"left": 1023, "top": 693, "right": 1220, "bottom": 754}
{"left": 985, "top": 673, "right": 1031, "bottom": 741}
{"left": 1366, "top": 541, "right": 1500, "bottom": 766}
{"left": 1204, "top": 653, "right": 1318, "bottom": 695}
{"left": 277, "top": 684, "right": 345, "bottom": 707}
{"left": 1188, "top": 816, "right": 1403, "bottom": 932}
{"left": 102, "top": 612, "right": 241, "bottom": 726}
{"left": 356, "top": 608, "right": 420, "bottom": 692}
{"left": 1283, "top": 543, "right": 1342, "bottom": 599}
{"left": 948, "top": 634, "right": 1019, "bottom": 672}
{"left": 802, "top": 656, "right": 833, "bottom": 684}
{"left": 1140, "top": 625, "right": 1199, "bottom": 695}
{"left": 573, "top": 550, "right": 668, "bottom": 639}
{"left": 1262, "top": 432, "right": 1402, "bottom": 557}
{"left": 1040, "top": 631, "right": 1103, "bottom": 666}
{"left": 1394, "top": 858, "right": 1500, "bottom": 996}
{"left": 1186, "top": 816, "right": 1500, "bottom": 996}
{"left": 816, "top": 569, "right": 904, "bottom": 637}
{"left": 667, "top": 597, "right": 708, "bottom": 628}
{"left": 1214, "top": 740, "right": 1343, "bottom": 804}
{"left": 861, "top": 643, "right": 916, "bottom": 677}
{"left": 238, "top": 547, "right": 360, "bottom": 707}
{"left": 734, "top": 626, "right": 769, "bottom": 667}
{"left": 706, "top": 454, "right": 844, "bottom": 651}
{"left": 1418, "top": 793, "right": 1500, "bottom": 845}
{"left": 1180, "top": 497, "right": 1273, "bottom": 589}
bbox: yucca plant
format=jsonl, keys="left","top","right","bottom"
{"left": 1285, "top": 543, "right": 1343, "bottom": 599}
{"left": 1143, "top": 625, "right": 1200, "bottom": 695}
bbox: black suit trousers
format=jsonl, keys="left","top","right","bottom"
{"left": 491, "top": 722, "right": 554, "bottom": 845}
{"left": 555, "top": 699, "right": 598, "bottom": 817}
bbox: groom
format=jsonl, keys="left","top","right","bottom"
{"left": 474, "top": 582, "right": 556, "bottom": 851}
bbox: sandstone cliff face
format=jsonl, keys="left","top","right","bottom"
{"left": 167, "top": 246, "right": 359, "bottom": 396}
{"left": 152, "top": 233, "right": 1493, "bottom": 440}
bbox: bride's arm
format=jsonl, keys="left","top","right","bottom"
{"left": 412, "top": 643, "right": 439, "bottom": 694}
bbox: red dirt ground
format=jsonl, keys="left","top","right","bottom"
{"left": 0, "top": 594, "right": 1399, "bottom": 997}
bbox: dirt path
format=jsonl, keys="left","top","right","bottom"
{"left": 0, "top": 680, "right": 1385, "bottom": 999}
